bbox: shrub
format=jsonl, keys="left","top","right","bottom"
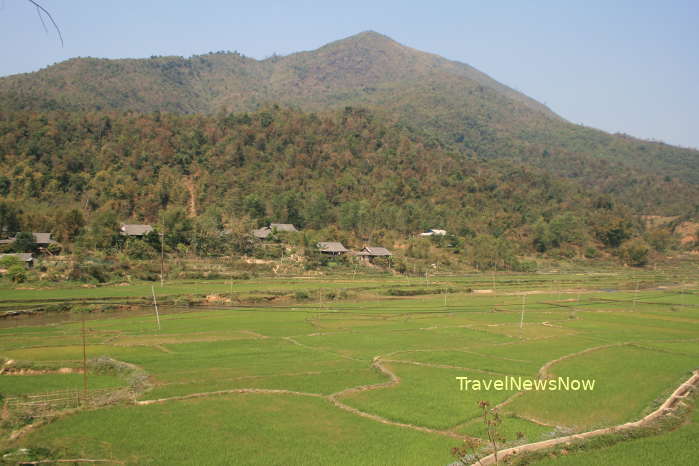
{"left": 0, "top": 255, "right": 21, "bottom": 268}
{"left": 7, "top": 264, "right": 26, "bottom": 282}
{"left": 619, "top": 238, "right": 650, "bottom": 266}
{"left": 584, "top": 246, "right": 599, "bottom": 258}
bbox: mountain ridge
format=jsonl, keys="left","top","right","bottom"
{"left": 1, "top": 31, "right": 698, "bottom": 214}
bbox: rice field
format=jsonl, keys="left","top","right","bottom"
{"left": 1, "top": 268, "right": 698, "bottom": 464}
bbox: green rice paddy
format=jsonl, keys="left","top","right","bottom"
{"left": 1, "top": 268, "right": 698, "bottom": 464}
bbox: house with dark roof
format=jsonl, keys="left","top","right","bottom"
{"left": 317, "top": 242, "right": 349, "bottom": 255}
{"left": 0, "top": 253, "right": 34, "bottom": 268}
{"left": 120, "top": 224, "right": 154, "bottom": 237}
{"left": 0, "top": 233, "right": 56, "bottom": 248}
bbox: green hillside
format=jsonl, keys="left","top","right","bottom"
{"left": 1, "top": 32, "right": 698, "bottom": 214}
{"left": 0, "top": 107, "right": 646, "bottom": 262}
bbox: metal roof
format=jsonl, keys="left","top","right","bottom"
{"left": 120, "top": 224, "right": 154, "bottom": 236}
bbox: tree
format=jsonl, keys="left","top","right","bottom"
{"left": 619, "top": 238, "right": 650, "bottom": 266}
{"left": 82, "top": 210, "right": 120, "bottom": 250}
{"left": 26, "top": 1, "right": 64, "bottom": 47}
{"left": 54, "top": 208, "right": 86, "bottom": 243}
{"left": 12, "top": 232, "right": 36, "bottom": 253}
{"left": 162, "top": 207, "right": 193, "bottom": 250}
{"left": 303, "top": 193, "right": 333, "bottom": 229}
{"left": 0, "top": 202, "right": 21, "bottom": 237}
{"left": 6, "top": 264, "right": 27, "bottom": 283}
{"left": 242, "top": 194, "right": 266, "bottom": 220}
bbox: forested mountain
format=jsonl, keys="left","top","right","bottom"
{"left": 1, "top": 31, "right": 698, "bottom": 214}
{"left": 0, "top": 107, "right": 642, "bottom": 260}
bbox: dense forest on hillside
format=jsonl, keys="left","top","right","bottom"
{"left": 1, "top": 32, "right": 698, "bottom": 214}
{"left": 0, "top": 106, "right": 655, "bottom": 267}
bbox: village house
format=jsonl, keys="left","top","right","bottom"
{"left": 357, "top": 246, "right": 392, "bottom": 261}
{"left": 0, "top": 232, "right": 56, "bottom": 247}
{"left": 120, "top": 224, "right": 154, "bottom": 237}
{"left": 419, "top": 229, "right": 447, "bottom": 237}
{"left": 0, "top": 253, "right": 34, "bottom": 268}
{"left": 317, "top": 242, "right": 349, "bottom": 255}
{"left": 252, "top": 223, "right": 299, "bottom": 240}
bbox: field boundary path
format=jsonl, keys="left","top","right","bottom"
{"left": 471, "top": 370, "right": 699, "bottom": 466}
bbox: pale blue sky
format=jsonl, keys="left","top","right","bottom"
{"left": 1, "top": 0, "right": 697, "bottom": 149}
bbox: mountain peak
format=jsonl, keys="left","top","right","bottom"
{"left": 326, "top": 30, "right": 403, "bottom": 50}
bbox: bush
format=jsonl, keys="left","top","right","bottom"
{"left": 0, "top": 255, "right": 21, "bottom": 268}
{"left": 294, "top": 290, "right": 310, "bottom": 300}
{"left": 6, "top": 264, "right": 26, "bottom": 282}
{"left": 124, "top": 239, "right": 156, "bottom": 260}
{"left": 619, "top": 238, "right": 650, "bottom": 266}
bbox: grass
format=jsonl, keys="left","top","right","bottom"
{"left": 15, "top": 394, "right": 457, "bottom": 465}
{"left": 1, "top": 374, "right": 124, "bottom": 396}
{"left": 1, "top": 269, "right": 698, "bottom": 464}
{"left": 529, "top": 395, "right": 699, "bottom": 465}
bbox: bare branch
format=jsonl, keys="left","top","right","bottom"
{"left": 27, "top": 0, "right": 63, "bottom": 47}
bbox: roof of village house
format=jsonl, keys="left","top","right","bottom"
{"left": 253, "top": 227, "right": 272, "bottom": 239}
{"left": 270, "top": 223, "right": 298, "bottom": 232}
{"left": 0, "top": 253, "right": 33, "bottom": 262}
{"left": 33, "top": 233, "right": 56, "bottom": 244}
{"left": 0, "top": 233, "right": 55, "bottom": 245}
{"left": 317, "top": 242, "right": 349, "bottom": 253}
{"left": 419, "top": 229, "right": 447, "bottom": 236}
{"left": 358, "top": 246, "right": 392, "bottom": 257}
{"left": 120, "top": 224, "right": 154, "bottom": 236}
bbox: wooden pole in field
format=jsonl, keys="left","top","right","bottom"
{"left": 160, "top": 231, "right": 165, "bottom": 287}
{"left": 151, "top": 285, "right": 161, "bottom": 330}
{"left": 492, "top": 269, "right": 496, "bottom": 296}
{"left": 81, "top": 311, "right": 88, "bottom": 398}
{"left": 520, "top": 294, "right": 526, "bottom": 329}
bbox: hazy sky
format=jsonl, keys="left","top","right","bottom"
{"left": 2, "top": 0, "right": 697, "bottom": 149}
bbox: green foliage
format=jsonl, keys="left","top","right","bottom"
{"left": 123, "top": 238, "right": 156, "bottom": 260}
{"left": 162, "top": 207, "right": 193, "bottom": 250}
{"left": 53, "top": 208, "right": 85, "bottom": 243}
{"left": 0, "top": 255, "right": 21, "bottom": 268}
{"left": 6, "top": 264, "right": 27, "bottom": 282}
{"left": 593, "top": 213, "right": 634, "bottom": 248}
{"left": 0, "top": 201, "right": 21, "bottom": 235}
{"left": 0, "top": 108, "right": 646, "bottom": 260}
{"left": 11, "top": 232, "right": 36, "bottom": 253}
{"left": 2, "top": 33, "right": 699, "bottom": 215}
{"left": 81, "top": 210, "right": 120, "bottom": 250}
{"left": 619, "top": 238, "right": 650, "bottom": 266}
{"left": 405, "top": 238, "right": 431, "bottom": 259}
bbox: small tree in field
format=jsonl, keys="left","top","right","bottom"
{"left": 452, "top": 401, "right": 521, "bottom": 466}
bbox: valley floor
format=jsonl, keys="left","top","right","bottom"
{"left": 1, "top": 268, "right": 698, "bottom": 465}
